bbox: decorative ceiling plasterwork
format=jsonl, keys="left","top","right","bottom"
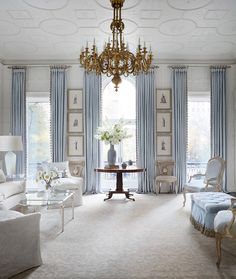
{"left": 0, "top": 0, "right": 235, "bottom": 63}
{"left": 217, "top": 20, "right": 236, "bottom": 36}
{"left": 23, "top": 0, "right": 69, "bottom": 10}
{"left": 95, "top": 0, "right": 142, "bottom": 10}
{"left": 0, "top": 20, "right": 20, "bottom": 36}
{"left": 159, "top": 19, "right": 196, "bottom": 36}
{"left": 40, "top": 19, "right": 78, "bottom": 36}
{"left": 167, "top": 0, "right": 213, "bottom": 10}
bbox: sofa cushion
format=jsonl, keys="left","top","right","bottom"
{"left": 0, "top": 181, "right": 25, "bottom": 199}
{"left": 54, "top": 177, "right": 83, "bottom": 191}
{"left": 0, "top": 210, "right": 23, "bottom": 221}
{"left": 214, "top": 210, "right": 234, "bottom": 233}
{"left": 0, "top": 169, "right": 6, "bottom": 183}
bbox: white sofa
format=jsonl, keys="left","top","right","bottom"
{"left": 0, "top": 206, "right": 42, "bottom": 279}
{"left": 0, "top": 169, "right": 26, "bottom": 209}
{"left": 39, "top": 161, "right": 84, "bottom": 206}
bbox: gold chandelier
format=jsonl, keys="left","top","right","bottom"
{"left": 79, "top": 0, "right": 153, "bottom": 91}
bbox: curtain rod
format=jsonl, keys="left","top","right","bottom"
{"left": 8, "top": 65, "right": 72, "bottom": 69}
{"left": 167, "top": 65, "right": 231, "bottom": 69}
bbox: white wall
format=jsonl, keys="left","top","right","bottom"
{"left": 0, "top": 63, "right": 3, "bottom": 135}
{"left": 227, "top": 65, "right": 236, "bottom": 192}
{"left": 1, "top": 64, "right": 235, "bottom": 190}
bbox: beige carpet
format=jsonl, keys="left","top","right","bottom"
{"left": 12, "top": 193, "right": 236, "bottom": 279}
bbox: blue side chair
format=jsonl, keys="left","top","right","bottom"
{"left": 183, "top": 156, "right": 225, "bottom": 207}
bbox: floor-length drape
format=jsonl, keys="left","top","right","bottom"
{"left": 171, "top": 66, "right": 188, "bottom": 192}
{"left": 50, "top": 66, "right": 67, "bottom": 162}
{"left": 210, "top": 66, "right": 227, "bottom": 190}
{"left": 84, "top": 72, "right": 101, "bottom": 193}
{"left": 136, "top": 69, "right": 155, "bottom": 193}
{"left": 11, "top": 67, "right": 26, "bottom": 174}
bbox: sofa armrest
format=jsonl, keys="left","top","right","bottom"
{"left": 188, "top": 173, "right": 205, "bottom": 183}
{"left": 0, "top": 212, "right": 42, "bottom": 278}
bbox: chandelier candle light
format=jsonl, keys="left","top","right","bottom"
{"left": 80, "top": 0, "right": 153, "bottom": 91}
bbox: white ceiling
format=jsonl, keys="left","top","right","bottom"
{"left": 0, "top": 0, "right": 236, "bottom": 64}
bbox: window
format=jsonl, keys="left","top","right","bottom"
{"left": 100, "top": 78, "right": 137, "bottom": 190}
{"left": 187, "top": 91, "right": 211, "bottom": 180}
{"left": 26, "top": 93, "right": 51, "bottom": 178}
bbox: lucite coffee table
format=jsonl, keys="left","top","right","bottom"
{"left": 19, "top": 190, "right": 74, "bottom": 232}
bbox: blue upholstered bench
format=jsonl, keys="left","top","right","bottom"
{"left": 190, "top": 192, "right": 233, "bottom": 237}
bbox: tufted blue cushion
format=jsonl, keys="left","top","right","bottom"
{"left": 190, "top": 192, "right": 234, "bottom": 235}
{"left": 191, "top": 192, "right": 232, "bottom": 213}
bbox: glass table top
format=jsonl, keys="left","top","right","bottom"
{"left": 19, "top": 190, "right": 73, "bottom": 206}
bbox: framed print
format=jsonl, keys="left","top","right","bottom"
{"left": 68, "top": 135, "right": 84, "bottom": 156}
{"left": 156, "top": 89, "right": 171, "bottom": 110}
{"left": 68, "top": 112, "right": 83, "bottom": 133}
{"left": 157, "top": 112, "right": 172, "bottom": 133}
{"left": 68, "top": 89, "right": 83, "bottom": 110}
{"left": 157, "top": 135, "right": 172, "bottom": 156}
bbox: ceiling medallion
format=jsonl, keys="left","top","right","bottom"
{"left": 79, "top": 0, "right": 153, "bottom": 91}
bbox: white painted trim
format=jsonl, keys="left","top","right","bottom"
{"left": 2, "top": 58, "right": 236, "bottom": 66}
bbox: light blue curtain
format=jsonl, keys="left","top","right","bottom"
{"left": 210, "top": 66, "right": 227, "bottom": 190}
{"left": 50, "top": 66, "right": 67, "bottom": 162}
{"left": 136, "top": 69, "right": 155, "bottom": 193}
{"left": 171, "top": 66, "right": 188, "bottom": 193}
{"left": 11, "top": 67, "right": 26, "bottom": 174}
{"left": 84, "top": 72, "right": 101, "bottom": 193}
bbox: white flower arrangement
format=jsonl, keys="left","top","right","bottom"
{"left": 95, "top": 119, "right": 131, "bottom": 145}
{"left": 36, "top": 170, "right": 58, "bottom": 189}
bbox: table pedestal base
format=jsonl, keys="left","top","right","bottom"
{"left": 104, "top": 190, "right": 135, "bottom": 201}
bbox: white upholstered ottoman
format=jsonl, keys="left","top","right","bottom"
{"left": 190, "top": 192, "right": 233, "bottom": 237}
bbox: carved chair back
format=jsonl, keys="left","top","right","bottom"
{"left": 204, "top": 156, "right": 225, "bottom": 189}
{"left": 156, "top": 160, "right": 175, "bottom": 176}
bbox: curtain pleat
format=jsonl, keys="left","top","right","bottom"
{"left": 171, "top": 67, "right": 188, "bottom": 192}
{"left": 50, "top": 67, "right": 67, "bottom": 162}
{"left": 136, "top": 70, "right": 155, "bottom": 193}
{"left": 11, "top": 68, "right": 26, "bottom": 175}
{"left": 84, "top": 72, "right": 101, "bottom": 193}
{"left": 210, "top": 67, "right": 227, "bottom": 190}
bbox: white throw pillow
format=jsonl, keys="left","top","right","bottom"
{"left": 46, "top": 161, "right": 71, "bottom": 177}
{"left": 0, "top": 169, "right": 6, "bottom": 183}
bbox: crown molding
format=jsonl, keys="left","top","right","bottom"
{"left": 152, "top": 58, "right": 236, "bottom": 66}
{"left": 2, "top": 58, "right": 236, "bottom": 66}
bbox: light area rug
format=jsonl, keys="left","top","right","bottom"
{"left": 12, "top": 194, "right": 236, "bottom": 279}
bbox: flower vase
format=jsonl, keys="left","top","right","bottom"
{"left": 107, "top": 144, "right": 116, "bottom": 166}
{"left": 45, "top": 182, "right": 51, "bottom": 191}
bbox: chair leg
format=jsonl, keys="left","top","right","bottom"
{"left": 183, "top": 188, "right": 186, "bottom": 207}
{"left": 216, "top": 233, "right": 222, "bottom": 268}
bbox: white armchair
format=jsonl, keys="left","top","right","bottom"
{"left": 40, "top": 161, "right": 84, "bottom": 207}
{"left": 214, "top": 198, "right": 236, "bottom": 267}
{"left": 183, "top": 156, "right": 225, "bottom": 206}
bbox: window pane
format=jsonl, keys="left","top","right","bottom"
{"left": 26, "top": 99, "right": 51, "bottom": 178}
{"left": 187, "top": 92, "right": 211, "bottom": 180}
{"left": 101, "top": 78, "right": 137, "bottom": 190}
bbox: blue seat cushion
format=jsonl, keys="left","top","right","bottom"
{"left": 190, "top": 192, "right": 233, "bottom": 237}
